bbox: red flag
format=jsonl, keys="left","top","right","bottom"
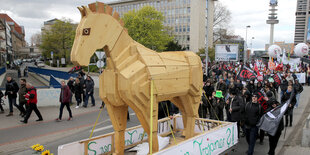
{"left": 254, "top": 64, "right": 261, "bottom": 76}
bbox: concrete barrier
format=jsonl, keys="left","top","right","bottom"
{"left": 1, "top": 88, "right": 61, "bottom": 110}
{"left": 301, "top": 114, "right": 310, "bottom": 147}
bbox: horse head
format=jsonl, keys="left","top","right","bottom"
{"left": 71, "top": 2, "right": 125, "bottom": 66}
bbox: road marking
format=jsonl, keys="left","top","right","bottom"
{"left": 90, "top": 125, "right": 113, "bottom": 133}
{"left": 130, "top": 113, "right": 136, "bottom": 116}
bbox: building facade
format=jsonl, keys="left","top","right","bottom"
{"left": 0, "top": 14, "right": 26, "bottom": 63}
{"left": 294, "top": 0, "right": 310, "bottom": 44}
{"left": 108, "top": 0, "right": 206, "bottom": 52}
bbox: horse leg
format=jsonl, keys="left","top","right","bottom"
{"left": 179, "top": 96, "right": 200, "bottom": 139}
{"left": 106, "top": 103, "right": 128, "bottom": 155}
{"left": 171, "top": 97, "right": 187, "bottom": 131}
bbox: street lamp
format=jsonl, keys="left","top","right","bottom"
{"left": 244, "top": 25, "right": 251, "bottom": 62}
{"left": 250, "top": 37, "right": 255, "bottom": 52}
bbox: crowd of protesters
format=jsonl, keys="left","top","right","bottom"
{"left": 198, "top": 61, "right": 306, "bottom": 155}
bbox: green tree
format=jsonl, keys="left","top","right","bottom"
{"left": 197, "top": 48, "right": 215, "bottom": 61}
{"left": 40, "top": 19, "right": 76, "bottom": 65}
{"left": 122, "top": 6, "right": 172, "bottom": 51}
{"left": 164, "top": 41, "right": 186, "bottom": 51}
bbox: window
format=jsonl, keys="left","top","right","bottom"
{"left": 179, "top": 25, "right": 182, "bottom": 32}
{"left": 183, "top": 25, "right": 186, "bottom": 32}
{"left": 175, "top": 26, "right": 178, "bottom": 32}
{"left": 187, "top": 26, "right": 190, "bottom": 32}
{"left": 187, "top": 7, "right": 190, "bottom": 14}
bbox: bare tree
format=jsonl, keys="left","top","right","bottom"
{"left": 212, "top": 2, "right": 233, "bottom": 43}
{"left": 30, "top": 32, "right": 41, "bottom": 47}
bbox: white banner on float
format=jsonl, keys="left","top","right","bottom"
{"left": 154, "top": 123, "right": 238, "bottom": 155}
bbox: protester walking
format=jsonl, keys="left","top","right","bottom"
{"left": 67, "top": 77, "right": 75, "bottom": 103}
{"left": 293, "top": 79, "right": 303, "bottom": 108}
{"left": 281, "top": 85, "right": 296, "bottom": 127}
{"left": 21, "top": 83, "right": 43, "bottom": 123}
{"left": 4, "top": 76, "right": 20, "bottom": 116}
{"left": 244, "top": 93, "right": 263, "bottom": 155}
{"left": 210, "top": 91, "right": 225, "bottom": 121}
{"left": 265, "top": 93, "right": 284, "bottom": 155}
{"left": 56, "top": 81, "right": 73, "bottom": 121}
{"left": 0, "top": 91, "right": 4, "bottom": 113}
{"left": 18, "top": 79, "right": 27, "bottom": 117}
{"left": 84, "top": 75, "right": 95, "bottom": 107}
{"left": 74, "top": 78, "right": 83, "bottom": 108}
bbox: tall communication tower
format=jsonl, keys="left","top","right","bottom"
{"left": 266, "top": 0, "right": 279, "bottom": 45}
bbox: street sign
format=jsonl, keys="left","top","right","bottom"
{"left": 61, "top": 58, "right": 66, "bottom": 65}
{"left": 51, "top": 51, "right": 53, "bottom": 59}
{"left": 96, "top": 60, "right": 105, "bottom": 68}
{"left": 95, "top": 51, "right": 105, "bottom": 60}
{"left": 200, "top": 54, "right": 206, "bottom": 56}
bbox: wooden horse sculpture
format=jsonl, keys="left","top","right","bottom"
{"left": 71, "top": 2, "right": 203, "bottom": 154}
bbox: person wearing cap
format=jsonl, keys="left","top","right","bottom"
{"left": 210, "top": 90, "right": 225, "bottom": 121}
{"left": 244, "top": 93, "right": 264, "bottom": 155}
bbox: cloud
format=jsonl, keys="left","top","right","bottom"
{"left": 220, "top": 0, "right": 296, "bottom": 50}
{"left": 0, "top": 0, "right": 296, "bottom": 51}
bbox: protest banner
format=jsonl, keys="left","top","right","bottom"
{"left": 236, "top": 65, "right": 257, "bottom": 82}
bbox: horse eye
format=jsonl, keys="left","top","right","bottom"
{"left": 82, "top": 28, "right": 90, "bottom": 35}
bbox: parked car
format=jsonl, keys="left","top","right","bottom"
{"left": 37, "top": 61, "right": 45, "bottom": 68}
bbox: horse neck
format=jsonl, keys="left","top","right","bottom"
{"left": 106, "top": 30, "right": 135, "bottom": 70}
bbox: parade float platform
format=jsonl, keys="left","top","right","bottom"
{"left": 58, "top": 115, "right": 238, "bottom": 155}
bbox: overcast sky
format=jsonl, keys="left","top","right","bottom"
{"left": 0, "top": 0, "right": 296, "bottom": 50}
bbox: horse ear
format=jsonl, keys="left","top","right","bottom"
{"left": 105, "top": 5, "right": 113, "bottom": 15}
{"left": 119, "top": 19, "right": 124, "bottom": 27}
{"left": 112, "top": 12, "right": 120, "bottom": 20}
{"left": 82, "top": 6, "right": 92, "bottom": 16}
{"left": 77, "top": 7, "right": 86, "bottom": 17}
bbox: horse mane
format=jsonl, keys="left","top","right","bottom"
{"left": 78, "top": 2, "right": 126, "bottom": 29}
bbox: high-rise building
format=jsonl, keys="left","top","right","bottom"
{"left": 108, "top": 0, "right": 206, "bottom": 52}
{"left": 294, "top": 0, "right": 310, "bottom": 44}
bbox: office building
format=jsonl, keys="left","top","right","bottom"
{"left": 108, "top": 0, "right": 206, "bottom": 52}
{"left": 294, "top": 0, "right": 310, "bottom": 44}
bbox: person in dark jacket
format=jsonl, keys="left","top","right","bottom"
{"left": 84, "top": 75, "right": 95, "bottom": 107}
{"left": 0, "top": 91, "right": 4, "bottom": 113}
{"left": 77, "top": 72, "right": 86, "bottom": 104}
{"left": 74, "top": 78, "right": 83, "bottom": 108}
{"left": 244, "top": 93, "right": 263, "bottom": 155}
{"left": 246, "top": 80, "right": 256, "bottom": 94}
{"left": 227, "top": 89, "right": 244, "bottom": 137}
{"left": 234, "top": 79, "right": 243, "bottom": 94}
{"left": 56, "top": 81, "right": 73, "bottom": 121}
{"left": 216, "top": 78, "right": 227, "bottom": 98}
{"left": 67, "top": 77, "right": 75, "bottom": 103}
{"left": 265, "top": 94, "right": 284, "bottom": 155}
{"left": 279, "top": 78, "right": 288, "bottom": 99}
{"left": 21, "top": 83, "right": 43, "bottom": 123}
{"left": 210, "top": 91, "right": 225, "bottom": 121}
{"left": 18, "top": 79, "right": 27, "bottom": 117}
{"left": 293, "top": 79, "right": 303, "bottom": 108}
{"left": 4, "top": 76, "right": 20, "bottom": 116}
{"left": 281, "top": 85, "right": 296, "bottom": 127}
{"left": 203, "top": 80, "right": 214, "bottom": 116}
